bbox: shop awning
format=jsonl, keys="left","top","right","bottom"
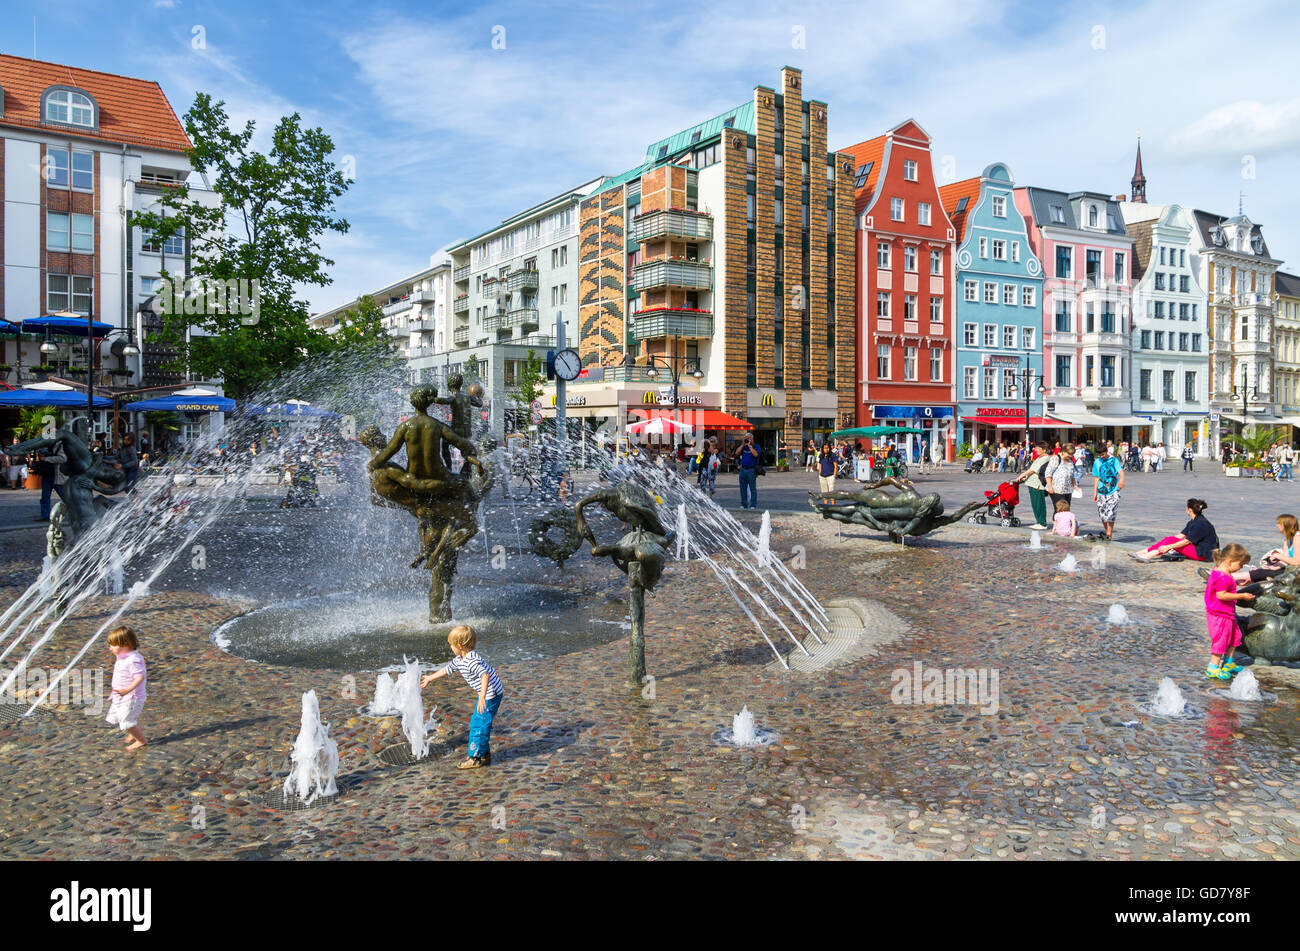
{"left": 18, "top": 315, "right": 115, "bottom": 337}
{"left": 960, "top": 415, "right": 1078, "bottom": 429}
{"left": 1053, "top": 413, "right": 1156, "bottom": 428}
{"left": 629, "top": 407, "right": 753, "bottom": 430}
{"left": 830, "top": 425, "right": 925, "bottom": 439}
{"left": 125, "top": 387, "right": 236, "bottom": 413}
{"left": 1221, "top": 413, "right": 1287, "bottom": 425}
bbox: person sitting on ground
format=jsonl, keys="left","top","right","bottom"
{"left": 1211, "top": 513, "right": 1300, "bottom": 586}
{"left": 1130, "top": 498, "right": 1218, "bottom": 562}
{"left": 1052, "top": 497, "right": 1077, "bottom": 538}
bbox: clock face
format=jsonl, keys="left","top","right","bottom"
{"left": 555, "top": 348, "right": 583, "bottom": 381}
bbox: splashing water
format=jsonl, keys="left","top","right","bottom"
{"left": 757, "top": 511, "right": 772, "bottom": 567}
{"left": 675, "top": 502, "right": 690, "bottom": 562}
{"left": 127, "top": 581, "right": 150, "bottom": 599}
{"left": 1028, "top": 530, "right": 1043, "bottom": 550}
{"left": 1107, "top": 604, "right": 1131, "bottom": 625}
{"left": 105, "top": 548, "right": 124, "bottom": 596}
{"left": 283, "top": 689, "right": 339, "bottom": 804}
{"left": 1057, "top": 554, "right": 1079, "bottom": 572}
{"left": 1145, "top": 677, "right": 1187, "bottom": 717}
{"left": 732, "top": 705, "right": 758, "bottom": 746}
{"left": 1228, "top": 669, "right": 1267, "bottom": 702}
{"left": 367, "top": 672, "right": 399, "bottom": 716}
{"left": 394, "top": 658, "right": 430, "bottom": 759}
{"left": 1090, "top": 546, "right": 1108, "bottom": 570}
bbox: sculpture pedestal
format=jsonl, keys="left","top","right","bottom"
{"left": 628, "top": 585, "right": 645, "bottom": 687}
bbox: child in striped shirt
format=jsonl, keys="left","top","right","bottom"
{"left": 421, "top": 624, "right": 504, "bottom": 769}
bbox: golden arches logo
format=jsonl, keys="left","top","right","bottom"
{"left": 761, "top": 393, "right": 774, "bottom": 407}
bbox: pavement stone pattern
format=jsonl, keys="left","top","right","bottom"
{"left": 0, "top": 508, "right": 1298, "bottom": 861}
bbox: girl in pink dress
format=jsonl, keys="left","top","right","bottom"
{"left": 107, "top": 626, "right": 148, "bottom": 751}
{"left": 1203, "top": 545, "right": 1254, "bottom": 682}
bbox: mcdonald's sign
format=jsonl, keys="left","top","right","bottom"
{"left": 761, "top": 393, "right": 774, "bottom": 407}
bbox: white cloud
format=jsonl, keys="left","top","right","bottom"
{"left": 1170, "top": 100, "right": 1300, "bottom": 159}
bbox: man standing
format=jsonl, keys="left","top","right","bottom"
{"left": 1091, "top": 442, "right": 1124, "bottom": 542}
{"left": 735, "top": 435, "right": 760, "bottom": 510}
{"left": 1182, "top": 444, "right": 1195, "bottom": 472}
{"left": 1283, "top": 444, "right": 1295, "bottom": 482}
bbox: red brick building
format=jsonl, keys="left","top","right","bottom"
{"left": 842, "top": 120, "right": 957, "bottom": 459}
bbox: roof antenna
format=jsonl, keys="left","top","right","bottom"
{"left": 1238, "top": 190, "right": 1246, "bottom": 216}
{"left": 33, "top": 16, "right": 36, "bottom": 58}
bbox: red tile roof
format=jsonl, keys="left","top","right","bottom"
{"left": 0, "top": 54, "right": 191, "bottom": 154}
{"left": 938, "top": 177, "right": 981, "bottom": 244}
{"left": 840, "top": 134, "right": 886, "bottom": 214}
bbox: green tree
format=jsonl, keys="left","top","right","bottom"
{"left": 16, "top": 406, "right": 59, "bottom": 440}
{"left": 464, "top": 353, "right": 481, "bottom": 383}
{"left": 132, "top": 92, "right": 352, "bottom": 398}
{"left": 512, "top": 349, "right": 545, "bottom": 408}
{"left": 1223, "top": 427, "right": 1289, "bottom": 463}
{"left": 328, "top": 295, "right": 397, "bottom": 353}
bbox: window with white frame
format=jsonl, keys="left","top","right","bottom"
{"left": 983, "top": 368, "right": 997, "bottom": 398}
{"left": 964, "top": 280, "right": 977, "bottom": 302}
{"left": 1114, "top": 251, "right": 1125, "bottom": 283}
{"left": 1021, "top": 327, "right": 1035, "bottom": 350}
{"left": 141, "top": 228, "right": 184, "bottom": 255}
{"left": 1003, "top": 284, "right": 1016, "bottom": 306}
{"left": 1022, "top": 285, "right": 1035, "bottom": 307}
{"left": 930, "top": 348, "right": 942, "bottom": 381}
{"left": 964, "top": 365, "right": 977, "bottom": 397}
{"left": 890, "top": 198, "right": 904, "bottom": 221}
{"left": 978, "top": 237, "right": 988, "bottom": 258}
{"left": 45, "top": 147, "right": 93, "bottom": 191}
{"left": 992, "top": 239, "right": 1006, "bottom": 261}
{"left": 984, "top": 282, "right": 997, "bottom": 304}
{"left": 930, "top": 296, "right": 941, "bottom": 322}
{"left": 877, "top": 292, "right": 890, "bottom": 319}
{"left": 918, "top": 202, "right": 931, "bottom": 226}
{"left": 904, "top": 346, "right": 917, "bottom": 380}
{"left": 930, "top": 249, "right": 942, "bottom": 274}
{"left": 964, "top": 323, "right": 977, "bottom": 346}
{"left": 877, "top": 344, "right": 890, "bottom": 378}
{"left": 983, "top": 324, "right": 996, "bottom": 347}
{"left": 47, "top": 212, "right": 94, "bottom": 253}
{"left": 47, "top": 274, "right": 92, "bottom": 314}
{"left": 1003, "top": 325, "right": 1016, "bottom": 348}
{"left": 1010, "top": 241, "right": 1020, "bottom": 263}
{"left": 903, "top": 159, "right": 917, "bottom": 181}
{"left": 1002, "top": 370, "right": 1016, "bottom": 399}
{"left": 904, "top": 294, "right": 917, "bottom": 320}
{"left": 991, "top": 194, "right": 1006, "bottom": 217}
{"left": 877, "top": 241, "right": 890, "bottom": 268}
{"left": 903, "top": 246, "right": 917, "bottom": 272}
{"left": 44, "top": 88, "right": 95, "bottom": 127}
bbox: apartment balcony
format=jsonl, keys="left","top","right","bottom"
{"left": 1078, "top": 331, "right": 1126, "bottom": 350}
{"left": 381, "top": 289, "right": 434, "bottom": 317}
{"left": 504, "top": 307, "right": 540, "bottom": 331}
{"left": 630, "top": 307, "right": 714, "bottom": 341}
{"left": 1079, "top": 386, "right": 1131, "bottom": 401}
{"left": 1232, "top": 340, "right": 1272, "bottom": 356}
{"left": 483, "top": 314, "right": 504, "bottom": 333}
{"left": 631, "top": 209, "right": 714, "bottom": 244}
{"left": 453, "top": 327, "right": 469, "bottom": 345}
{"left": 516, "top": 334, "right": 556, "bottom": 349}
{"left": 507, "top": 268, "right": 540, "bottom": 292}
{"left": 453, "top": 264, "right": 470, "bottom": 283}
{"left": 453, "top": 295, "right": 469, "bottom": 314}
{"left": 631, "top": 259, "right": 712, "bottom": 292}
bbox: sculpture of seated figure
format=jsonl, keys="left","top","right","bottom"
{"left": 366, "top": 385, "right": 483, "bottom": 492}
{"left": 1243, "top": 567, "right": 1300, "bottom": 662}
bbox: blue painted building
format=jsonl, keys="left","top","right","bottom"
{"left": 940, "top": 163, "right": 1046, "bottom": 450}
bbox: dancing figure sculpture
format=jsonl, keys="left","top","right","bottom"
{"left": 808, "top": 477, "right": 984, "bottom": 544}
{"left": 363, "top": 385, "right": 493, "bottom": 622}
{"left": 13, "top": 417, "right": 124, "bottom": 551}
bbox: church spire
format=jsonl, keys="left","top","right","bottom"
{"left": 1130, "top": 137, "right": 1147, "bottom": 203}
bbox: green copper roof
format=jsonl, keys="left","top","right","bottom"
{"left": 588, "top": 161, "right": 652, "bottom": 198}
{"left": 643, "top": 101, "right": 753, "bottom": 163}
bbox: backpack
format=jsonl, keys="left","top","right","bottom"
{"left": 1096, "top": 457, "right": 1119, "bottom": 494}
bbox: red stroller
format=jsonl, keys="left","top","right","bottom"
{"left": 966, "top": 481, "right": 1021, "bottom": 527}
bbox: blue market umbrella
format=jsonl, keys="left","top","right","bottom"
{"left": 0, "top": 385, "right": 111, "bottom": 408}
{"left": 126, "top": 391, "right": 236, "bottom": 413}
{"left": 19, "top": 315, "right": 115, "bottom": 337}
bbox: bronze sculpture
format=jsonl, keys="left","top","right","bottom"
{"left": 1241, "top": 567, "right": 1300, "bottom": 662}
{"left": 571, "top": 482, "right": 673, "bottom": 685}
{"left": 363, "top": 385, "right": 494, "bottom": 623}
{"left": 13, "top": 417, "right": 124, "bottom": 550}
{"left": 808, "top": 477, "right": 984, "bottom": 544}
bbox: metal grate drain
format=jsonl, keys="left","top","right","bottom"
{"left": 0, "top": 704, "right": 53, "bottom": 725}
{"left": 377, "top": 742, "right": 438, "bottom": 767}
{"left": 262, "top": 786, "right": 339, "bottom": 811}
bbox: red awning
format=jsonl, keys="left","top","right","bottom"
{"left": 628, "top": 407, "right": 754, "bottom": 430}
{"left": 961, "top": 415, "right": 1079, "bottom": 429}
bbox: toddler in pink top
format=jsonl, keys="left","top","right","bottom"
{"left": 1204, "top": 544, "right": 1254, "bottom": 682}
{"left": 1051, "top": 498, "right": 1077, "bottom": 537}
{"left": 107, "top": 625, "right": 148, "bottom": 751}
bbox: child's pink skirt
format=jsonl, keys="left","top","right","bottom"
{"left": 1208, "top": 612, "right": 1241, "bottom": 656}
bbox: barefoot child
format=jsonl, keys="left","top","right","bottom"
{"left": 1052, "top": 498, "right": 1077, "bottom": 537}
{"left": 420, "top": 624, "right": 503, "bottom": 769}
{"left": 106, "top": 626, "right": 147, "bottom": 751}
{"left": 1204, "top": 544, "right": 1254, "bottom": 682}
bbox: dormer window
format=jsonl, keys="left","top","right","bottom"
{"left": 42, "top": 87, "right": 97, "bottom": 129}
{"left": 1087, "top": 205, "right": 1098, "bottom": 228}
{"left": 1251, "top": 233, "right": 1264, "bottom": 255}
{"left": 1049, "top": 204, "right": 1065, "bottom": 224}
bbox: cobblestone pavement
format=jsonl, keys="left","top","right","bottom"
{"left": 1, "top": 511, "right": 1297, "bottom": 861}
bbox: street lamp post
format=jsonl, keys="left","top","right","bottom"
{"left": 52, "top": 308, "right": 138, "bottom": 439}
{"left": 1008, "top": 354, "right": 1046, "bottom": 451}
{"left": 1231, "top": 363, "right": 1258, "bottom": 440}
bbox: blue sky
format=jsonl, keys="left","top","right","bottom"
{"left": 3, "top": 0, "right": 1298, "bottom": 311}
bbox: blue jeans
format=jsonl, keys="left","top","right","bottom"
{"left": 468, "top": 692, "right": 503, "bottom": 759}
{"left": 40, "top": 479, "right": 64, "bottom": 520}
{"left": 738, "top": 466, "right": 757, "bottom": 508}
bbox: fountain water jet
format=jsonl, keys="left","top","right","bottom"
{"left": 756, "top": 511, "right": 772, "bottom": 567}
{"left": 1028, "top": 530, "right": 1043, "bottom": 550}
{"left": 283, "top": 689, "right": 339, "bottom": 804}
{"left": 1057, "top": 554, "right": 1079, "bottom": 573}
{"left": 1107, "top": 604, "right": 1131, "bottom": 625}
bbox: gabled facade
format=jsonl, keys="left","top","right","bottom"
{"left": 1275, "top": 271, "right": 1300, "bottom": 431}
{"left": 941, "top": 163, "right": 1045, "bottom": 450}
{"left": 1189, "top": 209, "right": 1283, "bottom": 456}
{"left": 844, "top": 120, "right": 956, "bottom": 459}
{"left": 1120, "top": 201, "right": 1210, "bottom": 454}
{"left": 1015, "top": 186, "right": 1143, "bottom": 442}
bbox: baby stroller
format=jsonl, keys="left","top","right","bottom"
{"left": 966, "top": 480, "right": 1021, "bottom": 527}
